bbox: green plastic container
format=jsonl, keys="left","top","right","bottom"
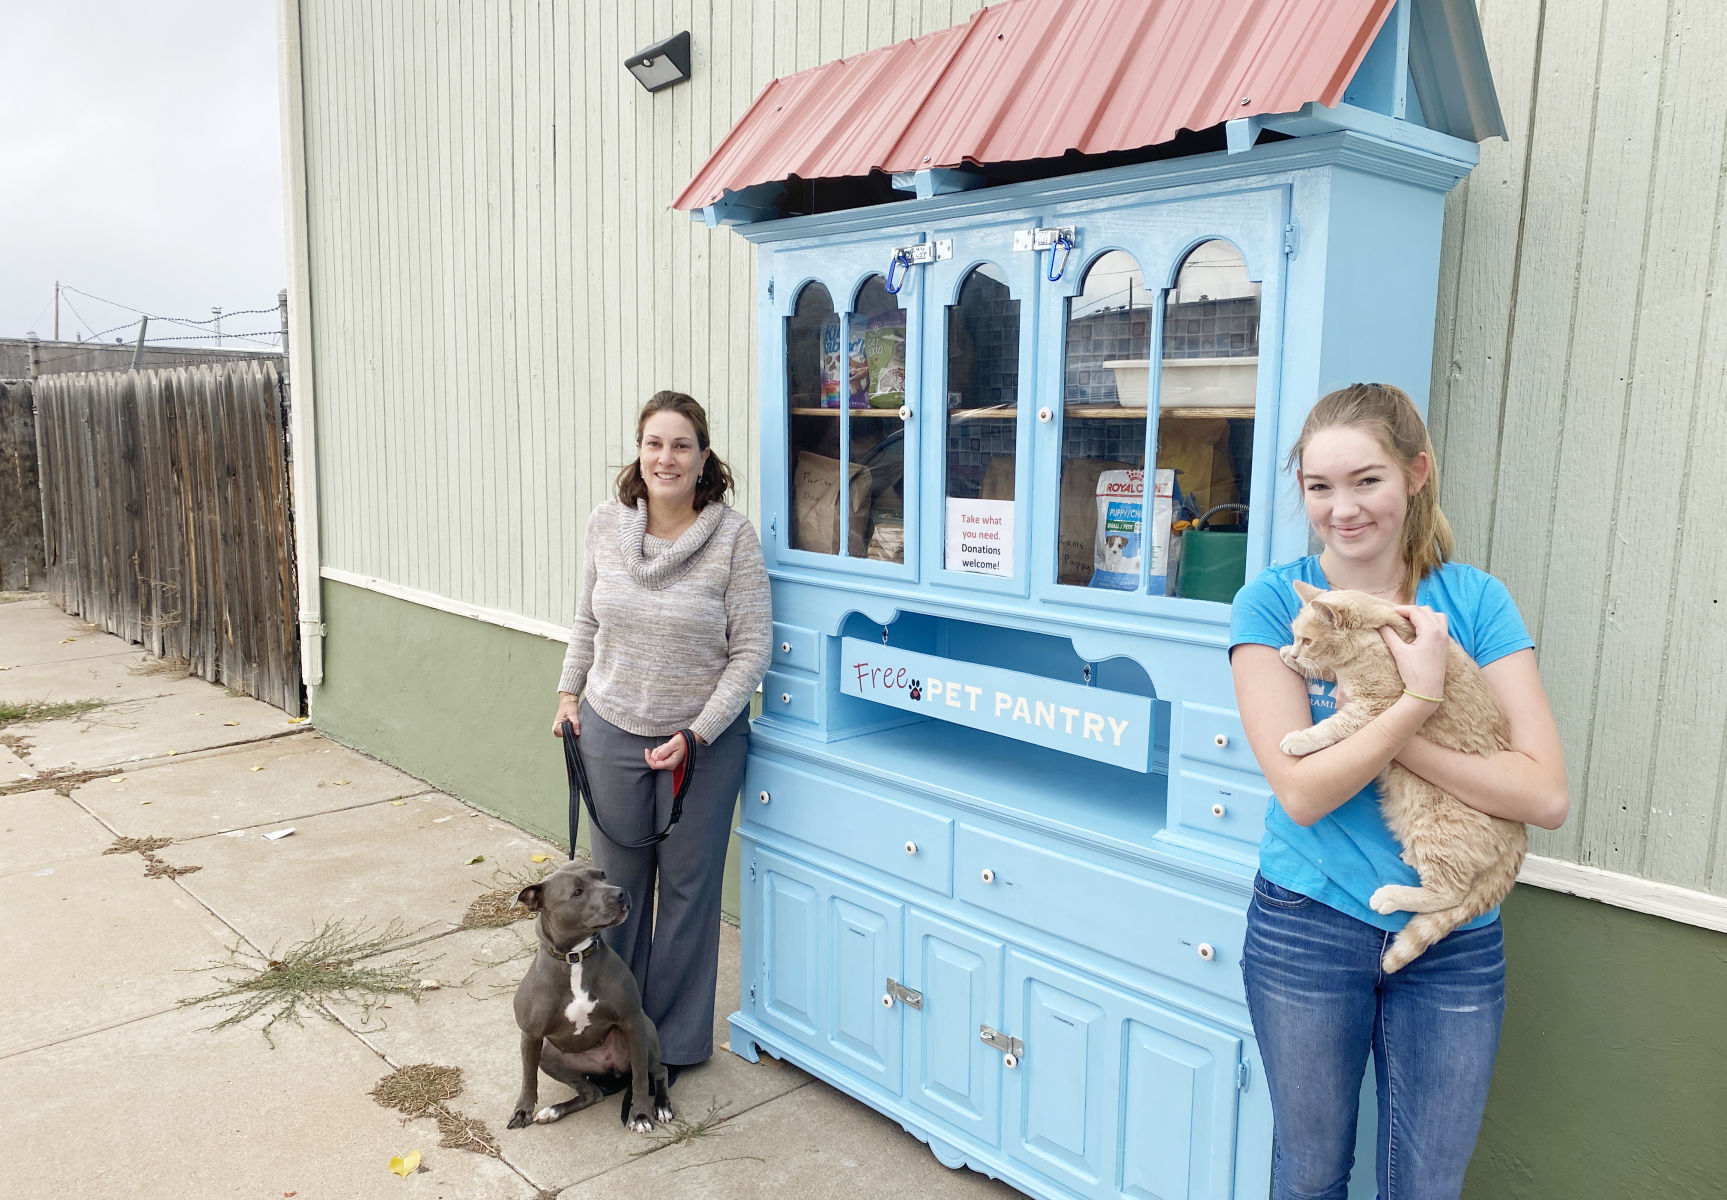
{"left": 1176, "top": 504, "right": 1249, "bottom": 603}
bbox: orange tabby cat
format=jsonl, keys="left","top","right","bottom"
{"left": 1277, "top": 580, "right": 1526, "bottom": 973}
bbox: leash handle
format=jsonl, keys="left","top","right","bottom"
{"left": 560, "top": 719, "right": 696, "bottom": 857}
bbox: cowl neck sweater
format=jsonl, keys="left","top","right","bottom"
{"left": 618, "top": 499, "right": 727, "bottom": 590}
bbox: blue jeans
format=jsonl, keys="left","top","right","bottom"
{"left": 1242, "top": 873, "right": 1505, "bottom": 1200}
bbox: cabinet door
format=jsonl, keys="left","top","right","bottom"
{"left": 1002, "top": 950, "right": 1245, "bottom": 1200}
{"left": 917, "top": 217, "right": 1042, "bottom": 597}
{"left": 903, "top": 910, "right": 1004, "bottom": 1145}
{"left": 1029, "top": 186, "right": 1289, "bottom": 613}
{"left": 766, "top": 236, "right": 924, "bottom": 581}
{"left": 754, "top": 849, "right": 904, "bottom": 1092}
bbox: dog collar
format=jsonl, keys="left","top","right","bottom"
{"left": 547, "top": 936, "right": 599, "bottom": 965}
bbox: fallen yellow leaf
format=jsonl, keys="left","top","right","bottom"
{"left": 223, "top": 721, "right": 240, "bottom": 727}
{"left": 109, "top": 776, "right": 126, "bottom": 784}
{"left": 390, "top": 800, "right": 406, "bottom": 806}
{"left": 139, "top": 799, "right": 151, "bottom": 805}
{"left": 287, "top": 716, "right": 309, "bottom": 724}
{"left": 466, "top": 854, "right": 485, "bottom": 865}
{"left": 388, "top": 1149, "right": 421, "bottom": 1178}
{"left": 59, "top": 638, "right": 76, "bottom": 644}
{"left": 250, "top": 766, "right": 264, "bottom": 772}
{"left": 531, "top": 854, "right": 551, "bottom": 863}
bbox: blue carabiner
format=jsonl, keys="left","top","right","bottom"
{"left": 1047, "top": 233, "right": 1073, "bottom": 283}
{"left": 885, "top": 249, "right": 912, "bottom": 295}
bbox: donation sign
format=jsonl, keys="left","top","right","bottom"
{"left": 945, "top": 498, "right": 1014, "bottom": 577}
{"left": 839, "top": 637, "right": 1153, "bottom": 772}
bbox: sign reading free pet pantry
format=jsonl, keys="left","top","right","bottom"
{"left": 839, "top": 638, "right": 1153, "bottom": 772}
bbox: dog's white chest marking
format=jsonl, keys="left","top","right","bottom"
{"left": 563, "top": 960, "right": 598, "bottom": 1032}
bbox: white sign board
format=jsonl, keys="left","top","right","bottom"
{"left": 945, "top": 498, "right": 1014, "bottom": 577}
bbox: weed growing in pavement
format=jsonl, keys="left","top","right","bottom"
{"left": 371, "top": 1063, "right": 500, "bottom": 1157}
{"left": 629, "top": 1097, "right": 733, "bottom": 1156}
{"left": 459, "top": 859, "right": 556, "bottom": 930}
{"left": 0, "top": 699, "right": 102, "bottom": 729}
{"left": 179, "top": 918, "right": 437, "bottom": 1046}
{"left": 129, "top": 655, "right": 192, "bottom": 678}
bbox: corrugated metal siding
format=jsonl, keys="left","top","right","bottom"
{"left": 297, "top": 0, "right": 988, "bottom": 624}
{"left": 1430, "top": 0, "right": 1727, "bottom": 898}
{"left": 298, "top": 0, "right": 1724, "bottom": 900}
{"left": 675, "top": 0, "right": 1397, "bottom": 210}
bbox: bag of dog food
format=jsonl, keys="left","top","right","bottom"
{"left": 1089, "top": 468, "right": 1175, "bottom": 592}
{"left": 1057, "top": 458, "right": 1135, "bottom": 585}
{"left": 820, "top": 321, "right": 868, "bottom": 409}
{"left": 863, "top": 309, "right": 907, "bottom": 409}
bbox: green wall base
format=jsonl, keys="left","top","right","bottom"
{"left": 312, "top": 580, "right": 1726, "bottom": 1197}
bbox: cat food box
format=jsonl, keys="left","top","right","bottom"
{"left": 820, "top": 320, "right": 869, "bottom": 408}
{"left": 1089, "top": 468, "right": 1175, "bottom": 593}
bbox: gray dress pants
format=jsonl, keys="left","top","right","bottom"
{"left": 575, "top": 698, "right": 749, "bottom": 1065}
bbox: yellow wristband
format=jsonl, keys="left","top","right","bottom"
{"left": 1403, "top": 687, "right": 1444, "bottom": 704}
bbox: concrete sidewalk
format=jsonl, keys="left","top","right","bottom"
{"left": 0, "top": 595, "right": 1023, "bottom": 1200}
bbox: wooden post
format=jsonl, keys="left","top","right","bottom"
{"left": 130, "top": 316, "right": 149, "bottom": 369}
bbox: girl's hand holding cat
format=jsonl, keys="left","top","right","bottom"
{"left": 1382, "top": 605, "right": 1450, "bottom": 701}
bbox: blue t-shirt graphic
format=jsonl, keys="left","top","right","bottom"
{"left": 1230, "top": 557, "right": 1534, "bottom": 932}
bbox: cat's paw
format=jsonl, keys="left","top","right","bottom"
{"left": 1370, "top": 885, "right": 1414, "bottom": 915}
{"left": 1280, "top": 730, "right": 1317, "bottom": 757}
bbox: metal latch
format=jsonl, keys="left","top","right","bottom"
{"left": 898, "top": 239, "right": 952, "bottom": 264}
{"left": 883, "top": 978, "right": 923, "bottom": 1010}
{"left": 979, "top": 1024, "right": 1023, "bottom": 1059}
{"left": 1013, "top": 225, "right": 1075, "bottom": 252}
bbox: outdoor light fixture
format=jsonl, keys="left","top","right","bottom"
{"left": 626, "top": 31, "right": 692, "bottom": 93}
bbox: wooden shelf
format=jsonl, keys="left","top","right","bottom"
{"left": 790, "top": 407, "right": 903, "bottom": 417}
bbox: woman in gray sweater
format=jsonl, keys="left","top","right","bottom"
{"left": 553, "top": 390, "right": 771, "bottom": 1080}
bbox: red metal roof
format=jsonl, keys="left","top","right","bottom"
{"left": 675, "top": 0, "right": 1399, "bottom": 212}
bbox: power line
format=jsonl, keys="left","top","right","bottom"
{"left": 60, "top": 285, "right": 278, "bottom": 327}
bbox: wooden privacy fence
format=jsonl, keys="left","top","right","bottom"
{"left": 36, "top": 362, "right": 302, "bottom": 713}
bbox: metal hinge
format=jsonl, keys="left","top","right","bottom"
{"left": 884, "top": 978, "right": 923, "bottom": 1010}
{"left": 1013, "top": 226, "right": 1075, "bottom": 252}
{"left": 1283, "top": 220, "right": 1299, "bottom": 258}
{"left": 979, "top": 1024, "right": 1023, "bottom": 1058}
{"left": 1237, "top": 1061, "right": 1250, "bottom": 1091}
{"left": 748, "top": 985, "right": 756, "bottom": 1002}
{"left": 767, "top": 278, "right": 774, "bottom": 300}
{"left": 748, "top": 861, "right": 757, "bottom": 881}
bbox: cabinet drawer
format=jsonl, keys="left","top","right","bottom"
{"left": 763, "top": 670, "right": 820, "bottom": 724}
{"left": 1167, "top": 765, "right": 1272, "bottom": 855}
{"left": 954, "top": 824, "right": 1244, "bottom": 1004}
{"left": 745, "top": 757, "right": 954, "bottom": 895}
{"left": 771, "top": 622, "right": 821, "bottom": 673}
{"left": 1174, "top": 701, "right": 1256, "bottom": 774}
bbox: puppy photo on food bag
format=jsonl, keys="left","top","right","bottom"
{"left": 508, "top": 861, "right": 673, "bottom": 1134}
{"left": 1277, "top": 581, "right": 1527, "bottom": 973}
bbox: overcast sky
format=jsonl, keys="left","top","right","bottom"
{"left": 0, "top": 1, "right": 286, "bottom": 349}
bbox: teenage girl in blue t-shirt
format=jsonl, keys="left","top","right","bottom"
{"left": 1229, "top": 383, "right": 1568, "bottom": 1200}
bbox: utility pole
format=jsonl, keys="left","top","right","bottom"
{"left": 53, "top": 281, "right": 60, "bottom": 341}
{"left": 130, "top": 316, "right": 149, "bottom": 369}
{"left": 212, "top": 306, "right": 223, "bottom": 347}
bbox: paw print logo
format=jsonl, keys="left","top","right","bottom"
{"left": 909, "top": 679, "right": 922, "bottom": 701}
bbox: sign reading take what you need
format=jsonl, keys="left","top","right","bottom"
{"left": 839, "top": 638, "right": 1153, "bottom": 772}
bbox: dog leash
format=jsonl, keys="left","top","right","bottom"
{"left": 559, "top": 719, "right": 696, "bottom": 858}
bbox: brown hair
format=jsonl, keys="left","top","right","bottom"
{"left": 1287, "top": 382, "right": 1455, "bottom": 600}
{"left": 614, "top": 390, "right": 735, "bottom": 510}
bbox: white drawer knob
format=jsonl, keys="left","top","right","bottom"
{"left": 780, "top": 640, "right": 792, "bottom": 653}
{"left": 905, "top": 841, "right": 918, "bottom": 855}
{"left": 758, "top": 790, "right": 771, "bottom": 805}
{"left": 1214, "top": 733, "right": 1229, "bottom": 748}
{"left": 1197, "top": 943, "right": 1216, "bottom": 962}
{"left": 1003, "top": 1052, "right": 1019, "bottom": 1069}
{"left": 780, "top": 692, "right": 791, "bottom": 704}
{"left": 1212, "top": 803, "right": 1226, "bottom": 818}
{"left": 881, "top": 992, "right": 894, "bottom": 1009}
{"left": 980, "top": 868, "right": 995, "bottom": 884}
{"left": 898, "top": 404, "right": 912, "bottom": 421}
{"left": 1037, "top": 406, "right": 1054, "bottom": 424}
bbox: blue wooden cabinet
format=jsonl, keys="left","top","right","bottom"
{"left": 724, "top": 131, "right": 1474, "bottom": 1200}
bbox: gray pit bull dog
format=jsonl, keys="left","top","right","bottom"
{"left": 508, "top": 862, "right": 673, "bottom": 1133}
